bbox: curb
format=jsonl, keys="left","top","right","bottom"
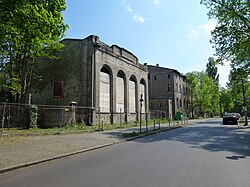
{"left": 0, "top": 126, "right": 181, "bottom": 174}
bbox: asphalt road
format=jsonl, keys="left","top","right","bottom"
{"left": 1, "top": 119, "right": 250, "bottom": 187}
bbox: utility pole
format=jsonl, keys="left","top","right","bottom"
{"left": 139, "top": 94, "right": 143, "bottom": 133}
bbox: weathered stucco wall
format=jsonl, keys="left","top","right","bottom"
{"left": 32, "top": 35, "right": 148, "bottom": 125}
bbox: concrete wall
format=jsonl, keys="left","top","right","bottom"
{"left": 92, "top": 35, "right": 148, "bottom": 124}
{"left": 32, "top": 35, "right": 148, "bottom": 125}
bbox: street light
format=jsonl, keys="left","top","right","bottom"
{"left": 139, "top": 94, "right": 143, "bottom": 133}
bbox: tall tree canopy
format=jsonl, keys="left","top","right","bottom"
{"left": 200, "top": 0, "right": 250, "bottom": 69}
{"left": 186, "top": 71, "right": 220, "bottom": 117}
{"left": 186, "top": 72, "right": 199, "bottom": 117}
{"left": 206, "top": 57, "right": 219, "bottom": 82}
{"left": 0, "top": 0, "right": 68, "bottom": 103}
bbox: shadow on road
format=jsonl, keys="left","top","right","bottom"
{"left": 132, "top": 121, "right": 250, "bottom": 158}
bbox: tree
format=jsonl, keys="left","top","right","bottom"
{"left": 206, "top": 57, "right": 219, "bottom": 82}
{"left": 0, "top": 0, "right": 68, "bottom": 103}
{"left": 186, "top": 71, "right": 220, "bottom": 117}
{"left": 220, "top": 88, "right": 234, "bottom": 113}
{"left": 227, "top": 65, "right": 250, "bottom": 113}
{"left": 200, "top": 0, "right": 250, "bottom": 69}
{"left": 186, "top": 72, "right": 199, "bottom": 118}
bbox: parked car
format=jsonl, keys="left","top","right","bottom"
{"left": 222, "top": 113, "right": 239, "bottom": 125}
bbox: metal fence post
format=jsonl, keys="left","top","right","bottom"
{"left": 1, "top": 103, "right": 6, "bottom": 135}
{"left": 99, "top": 108, "right": 101, "bottom": 129}
{"left": 60, "top": 107, "right": 64, "bottom": 129}
{"left": 120, "top": 108, "right": 122, "bottom": 128}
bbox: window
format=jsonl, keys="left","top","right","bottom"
{"left": 154, "top": 76, "right": 157, "bottom": 80}
{"left": 168, "top": 84, "right": 172, "bottom": 91}
{"left": 168, "top": 74, "right": 170, "bottom": 79}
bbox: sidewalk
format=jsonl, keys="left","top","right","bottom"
{"left": 0, "top": 118, "right": 214, "bottom": 173}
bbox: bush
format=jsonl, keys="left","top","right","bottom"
{"left": 29, "top": 105, "right": 38, "bottom": 128}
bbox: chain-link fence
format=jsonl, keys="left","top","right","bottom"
{"left": 0, "top": 103, "right": 93, "bottom": 129}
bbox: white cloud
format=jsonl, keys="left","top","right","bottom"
{"left": 217, "top": 60, "right": 231, "bottom": 87}
{"left": 188, "top": 29, "right": 200, "bottom": 38}
{"left": 133, "top": 14, "right": 145, "bottom": 23}
{"left": 126, "top": 5, "right": 133, "bottom": 13}
{"left": 153, "top": 0, "right": 161, "bottom": 4}
{"left": 188, "top": 20, "right": 217, "bottom": 39}
{"left": 200, "top": 20, "right": 216, "bottom": 36}
{"left": 122, "top": 0, "right": 146, "bottom": 24}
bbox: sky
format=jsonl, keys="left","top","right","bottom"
{"left": 62, "top": 0, "right": 230, "bottom": 87}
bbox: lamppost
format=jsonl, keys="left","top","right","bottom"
{"left": 139, "top": 94, "right": 143, "bottom": 133}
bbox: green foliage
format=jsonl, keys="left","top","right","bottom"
{"left": 0, "top": 0, "right": 68, "bottom": 103}
{"left": 186, "top": 70, "right": 220, "bottom": 117}
{"left": 29, "top": 105, "right": 38, "bottom": 128}
{"left": 206, "top": 57, "right": 219, "bottom": 81}
{"left": 200, "top": 0, "right": 250, "bottom": 70}
{"left": 226, "top": 66, "right": 250, "bottom": 113}
{"left": 220, "top": 88, "right": 234, "bottom": 112}
{"left": 186, "top": 71, "right": 200, "bottom": 117}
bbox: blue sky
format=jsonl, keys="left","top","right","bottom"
{"left": 63, "top": 0, "right": 230, "bottom": 87}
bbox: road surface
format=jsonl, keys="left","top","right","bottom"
{"left": 1, "top": 119, "right": 250, "bottom": 187}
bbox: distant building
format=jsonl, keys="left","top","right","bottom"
{"left": 32, "top": 35, "right": 148, "bottom": 125}
{"left": 147, "top": 64, "right": 189, "bottom": 119}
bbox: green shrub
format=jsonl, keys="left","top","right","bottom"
{"left": 29, "top": 105, "right": 38, "bottom": 129}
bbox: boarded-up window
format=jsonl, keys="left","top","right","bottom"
{"left": 139, "top": 83, "right": 145, "bottom": 113}
{"left": 116, "top": 76, "right": 124, "bottom": 113}
{"left": 100, "top": 72, "right": 110, "bottom": 112}
{"left": 53, "top": 81, "right": 63, "bottom": 99}
{"left": 129, "top": 80, "right": 136, "bottom": 113}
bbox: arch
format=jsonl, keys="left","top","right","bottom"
{"left": 129, "top": 75, "right": 137, "bottom": 113}
{"left": 139, "top": 78, "right": 146, "bottom": 113}
{"left": 176, "top": 97, "right": 179, "bottom": 109}
{"left": 116, "top": 70, "right": 126, "bottom": 113}
{"left": 99, "top": 65, "right": 113, "bottom": 113}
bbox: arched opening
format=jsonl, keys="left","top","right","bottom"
{"left": 116, "top": 71, "right": 126, "bottom": 113}
{"left": 99, "top": 66, "right": 112, "bottom": 113}
{"left": 176, "top": 97, "right": 179, "bottom": 109}
{"left": 139, "top": 79, "right": 146, "bottom": 113}
{"left": 129, "top": 75, "right": 137, "bottom": 113}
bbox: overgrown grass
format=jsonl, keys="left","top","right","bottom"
{"left": 1, "top": 118, "right": 187, "bottom": 137}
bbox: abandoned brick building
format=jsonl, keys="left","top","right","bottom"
{"left": 32, "top": 35, "right": 148, "bottom": 125}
